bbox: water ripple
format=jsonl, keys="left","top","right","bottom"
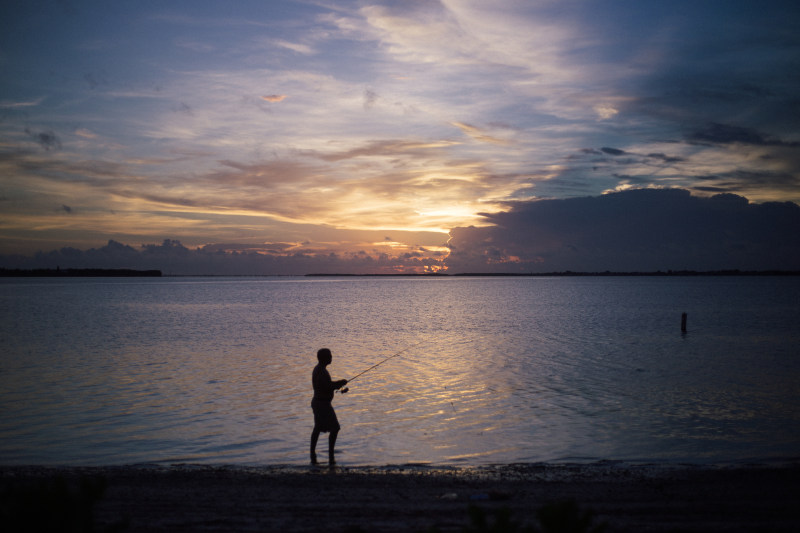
{"left": 1, "top": 276, "right": 798, "bottom": 466}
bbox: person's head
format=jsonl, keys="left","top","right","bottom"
{"left": 317, "top": 348, "right": 332, "bottom": 365}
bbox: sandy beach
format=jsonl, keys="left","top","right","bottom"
{"left": 2, "top": 462, "right": 798, "bottom": 532}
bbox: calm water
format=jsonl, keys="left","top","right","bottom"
{"left": 1, "top": 276, "right": 798, "bottom": 466}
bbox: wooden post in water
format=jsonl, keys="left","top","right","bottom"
{"left": 681, "top": 312, "right": 687, "bottom": 333}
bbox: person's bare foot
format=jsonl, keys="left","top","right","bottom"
{"left": 310, "top": 453, "right": 318, "bottom": 465}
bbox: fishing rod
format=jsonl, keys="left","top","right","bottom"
{"left": 337, "top": 338, "right": 428, "bottom": 394}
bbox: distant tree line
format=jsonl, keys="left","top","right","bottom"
{"left": 452, "top": 270, "right": 800, "bottom": 277}
{"left": 308, "top": 269, "right": 800, "bottom": 277}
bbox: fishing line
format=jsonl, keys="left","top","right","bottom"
{"left": 336, "top": 338, "right": 430, "bottom": 393}
{"left": 335, "top": 331, "right": 494, "bottom": 396}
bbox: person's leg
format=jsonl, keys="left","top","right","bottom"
{"left": 310, "top": 428, "right": 320, "bottom": 464}
{"left": 328, "top": 428, "right": 339, "bottom": 465}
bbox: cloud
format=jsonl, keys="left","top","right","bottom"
{"left": 0, "top": 97, "right": 44, "bottom": 108}
{"left": 445, "top": 188, "right": 800, "bottom": 273}
{"left": 174, "top": 38, "right": 217, "bottom": 53}
{"left": 25, "top": 128, "right": 61, "bottom": 150}
{"left": 0, "top": 239, "right": 447, "bottom": 275}
{"left": 0, "top": 140, "right": 496, "bottom": 245}
{"left": 172, "top": 102, "right": 194, "bottom": 115}
{"left": 74, "top": 128, "right": 98, "bottom": 139}
{"left": 646, "top": 153, "right": 685, "bottom": 164}
{"left": 687, "top": 169, "right": 800, "bottom": 201}
{"left": 451, "top": 122, "right": 509, "bottom": 145}
{"left": 593, "top": 103, "right": 618, "bottom": 119}
{"left": 272, "top": 39, "right": 314, "bottom": 55}
{"left": 199, "top": 242, "right": 297, "bottom": 254}
{"left": 358, "top": 3, "right": 474, "bottom": 65}
{"left": 308, "top": 138, "right": 459, "bottom": 162}
{"left": 687, "top": 123, "right": 799, "bottom": 147}
{"left": 545, "top": 131, "right": 800, "bottom": 204}
{"left": 2, "top": 1, "right": 799, "bottom": 271}
{"left": 363, "top": 88, "right": 378, "bottom": 109}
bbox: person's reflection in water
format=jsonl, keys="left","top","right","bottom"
{"left": 310, "top": 348, "right": 348, "bottom": 466}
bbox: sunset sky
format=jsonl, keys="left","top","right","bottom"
{"left": 2, "top": 1, "right": 799, "bottom": 274}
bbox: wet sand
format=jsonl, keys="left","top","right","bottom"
{"left": 2, "top": 462, "right": 798, "bottom": 532}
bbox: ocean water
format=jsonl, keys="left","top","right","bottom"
{"left": 1, "top": 276, "right": 798, "bottom": 466}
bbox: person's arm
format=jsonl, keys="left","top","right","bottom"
{"left": 333, "top": 379, "right": 348, "bottom": 389}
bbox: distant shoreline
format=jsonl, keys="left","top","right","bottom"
{"left": 3, "top": 268, "right": 799, "bottom": 277}
{"left": 306, "top": 269, "right": 800, "bottom": 277}
{"left": 0, "top": 268, "right": 162, "bottom": 277}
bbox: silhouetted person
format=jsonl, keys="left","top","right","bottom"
{"left": 310, "top": 348, "right": 347, "bottom": 465}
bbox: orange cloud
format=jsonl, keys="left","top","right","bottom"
{"left": 75, "top": 128, "right": 98, "bottom": 139}
{"left": 451, "top": 122, "right": 510, "bottom": 145}
{"left": 261, "top": 94, "right": 287, "bottom": 102}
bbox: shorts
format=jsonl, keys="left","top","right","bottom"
{"left": 311, "top": 399, "right": 340, "bottom": 433}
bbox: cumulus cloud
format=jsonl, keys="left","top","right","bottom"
{"left": 445, "top": 188, "right": 800, "bottom": 273}
{"left": 0, "top": 239, "right": 447, "bottom": 275}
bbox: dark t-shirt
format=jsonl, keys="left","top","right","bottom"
{"left": 312, "top": 364, "right": 335, "bottom": 402}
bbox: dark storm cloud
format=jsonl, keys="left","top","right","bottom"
{"left": 689, "top": 169, "right": 800, "bottom": 198}
{"left": 573, "top": 147, "right": 684, "bottom": 166}
{"left": 687, "top": 123, "right": 799, "bottom": 147}
{"left": 602, "top": 3, "right": 800, "bottom": 201}
{"left": 445, "top": 189, "right": 800, "bottom": 273}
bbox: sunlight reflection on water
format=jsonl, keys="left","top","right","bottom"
{"left": 1, "top": 276, "right": 799, "bottom": 466}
